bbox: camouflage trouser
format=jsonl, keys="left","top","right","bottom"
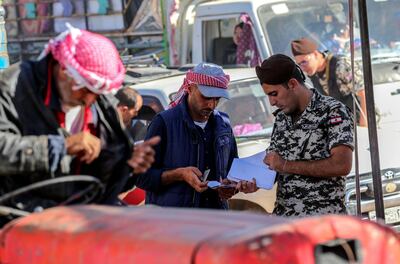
{"left": 273, "top": 198, "right": 346, "bottom": 217}
{"left": 274, "top": 174, "right": 346, "bottom": 217}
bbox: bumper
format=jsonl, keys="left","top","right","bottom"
{"left": 346, "top": 189, "right": 400, "bottom": 231}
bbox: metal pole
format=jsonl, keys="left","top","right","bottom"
{"left": 159, "top": 0, "right": 170, "bottom": 66}
{"left": 357, "top": 0, "right": 385, "bottom": 220}
{"left": 83, "top": 0, "right": 90, "bottom": 31}
{"left": 348, "top": 0, "right": 361, "bottom": 217}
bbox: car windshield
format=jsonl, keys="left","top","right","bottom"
{"left": 258, "top": 0, "right": 400, "bottom": 61}
{"left": 217, "top": 79, "right": 274, "bottom": 140}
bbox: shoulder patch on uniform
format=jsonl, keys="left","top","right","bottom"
{"left": 329, "top": 115, "right": 343, "bottom": 125}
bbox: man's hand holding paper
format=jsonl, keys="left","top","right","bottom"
{"left": 236, "top": 178, "right": 258, "bottom": 193}
{"left": 264, "top": 151, "right": 286, "bottom": 172}
{"left": 217, "top": 178, "right": 238, "bottom": 200}
{"left": 227, "top": 151, "right": 277, "bottom": 190}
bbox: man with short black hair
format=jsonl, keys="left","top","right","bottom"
{"left": 115, "top": 87, "right": 143, "bottom": 128}
{"left": 256, "top": 54, "right": 354, "bottom": 216}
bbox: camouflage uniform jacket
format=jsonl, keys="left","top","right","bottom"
{"left": 317, "top": 55, "right": 364, "bottom": 96}
{"left": 311, "top": 54, "right": 364, "bottom": 113}
{"left": 268, "top": 89, "right": 354, "bottom": 217}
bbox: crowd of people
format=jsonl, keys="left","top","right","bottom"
{"left": 0, "top": 24, "right": 358, "bottom": 225}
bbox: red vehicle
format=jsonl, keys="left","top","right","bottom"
{"left": 0, "top": 205, "right": 399, "bottom": 264}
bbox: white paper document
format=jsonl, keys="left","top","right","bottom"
{"left": 227, "top": 151, "right": 276, "bottom": 190}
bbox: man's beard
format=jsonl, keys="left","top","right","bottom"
{"left": 200, "top": 109, "right": 213, "bottom": 118}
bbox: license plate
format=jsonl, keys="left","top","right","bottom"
{"left": 369, "top": 206, "right": 400, "bottom": 224}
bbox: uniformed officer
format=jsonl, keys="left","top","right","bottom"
{"left": 256, "top": 54, "right": 354, "bottom": 216}
{"left": 291, "top": 37, "right": 367, "bottom": 126}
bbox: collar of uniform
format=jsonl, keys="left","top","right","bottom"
{"left": 297, "top": 88, "right": 319, "bottom": 122}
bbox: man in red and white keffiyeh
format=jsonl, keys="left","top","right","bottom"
{"left": 40, "top": 24, "right": 158, "bottom": 172}
{"left": 0, "top": 25, "right": 159, "bottom": 218}
{"left": 169, "top": 66, "right": 230, "bottom": 108}
{"left": 40, "top": 24, "right": 125, "bottom": 95}
{"left": 135, "top": 63, "right": 258, "bottom": 209}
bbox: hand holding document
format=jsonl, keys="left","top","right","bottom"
{"left": 227, "top": 151, "right": 276, "bottom": 190}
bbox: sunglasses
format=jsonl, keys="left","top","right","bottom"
{"left": 297, "top": 60, "right": 309, "bottom": 67}
{"left": 296, "top": 55, "right": 312, "bottom": 67}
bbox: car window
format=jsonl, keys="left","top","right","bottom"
{"left": 203, "top": 18, "right": 237, "bottom": 66}
{"left": 258, "top": 0, "right": 400, "bottom": 59}
{"left": 217, "top": 79, "right": 274, "bottom": 140}
{"left": 202, "top": 16, "right": 260, "bottom": 67}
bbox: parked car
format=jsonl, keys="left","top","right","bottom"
{"left": 344, "top": 60, "right": 400, "bottom": 232}
{"left": 346, "top": 127, "right": 400, "bottom": 232}
{"left": 126, "top": 64, "right": 400, "bottom": 230}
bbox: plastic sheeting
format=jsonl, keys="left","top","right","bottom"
{"left": 126, "top": 0, "right": 162, "bottom": 32}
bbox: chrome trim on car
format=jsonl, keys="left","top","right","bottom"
{"left": 345, "top": 186, "right": 368, "bottom": 205}
{"left": 347, "top": 193, "right": 400, "bottom": 213}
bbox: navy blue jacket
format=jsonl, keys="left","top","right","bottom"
{"left": 135, "top": 98, "right": 238, "bottom": 208}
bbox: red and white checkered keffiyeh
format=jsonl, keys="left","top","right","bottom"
{"left": 39, "top": 24, "right": 125, "bottom": 94}
{"left": 169, "top": 71, "right": 230, "bottom": 108}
